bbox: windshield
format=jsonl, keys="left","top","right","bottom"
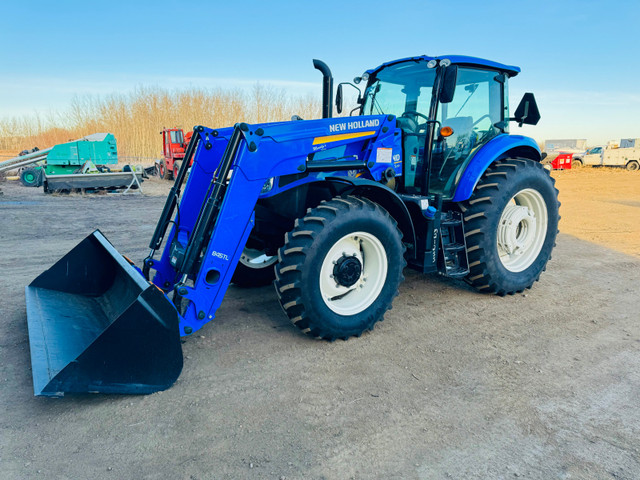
{"left": 170, "top": 130, "right": 184, "bottom": 144}
{"left": 362, "top": 61, "right": 437, "bottom": 118}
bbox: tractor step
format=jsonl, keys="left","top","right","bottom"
{"left": 440, "top": 219, "right": 461, "bottom": 227}
{"left": 442, "top": 266, "right": 469, "bottom": 278}
{"left": 439, "top": 212, "right": 470, "bottom": 278}
{"left": 443, "top": 242, "right": 465, "bottom": 253}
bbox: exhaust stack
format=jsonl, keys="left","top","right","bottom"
{"left": 313, "top": 59, "right": 333, "bottom": 119}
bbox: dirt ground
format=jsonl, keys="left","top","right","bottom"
{"left": 0, "top": 172, "right": 639, "bottom": 479}
{"left": 551, "top": 167, "right": 640, "bottom": 258}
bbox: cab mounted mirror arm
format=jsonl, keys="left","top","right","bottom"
{"left": 335, "top": 82, "right": 363, "bottom": 114}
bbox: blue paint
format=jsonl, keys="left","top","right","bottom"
{"left": 0, "top": 201, "right": 45, "bottom": 206}
{"left": 366, "top": 55, "right": 520, "bottom": 77}
{"left": 451, "top": 134, "right": 541, "bottom": 202}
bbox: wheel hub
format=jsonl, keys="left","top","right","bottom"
{"left": 496, "top": 188, "right": 548, "bottom": 273}
{"left": 239, "top": 247, "right": 277, "bottom": 269}
{"left": 319, "top": 231, "right": 388, "bottom": 316}
{"left": 333, "top": 255, "right": 362, "bottom": 287}
{"left": 497, "top": 205, "right": 535, "bottom": 255}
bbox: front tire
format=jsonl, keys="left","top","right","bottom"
{"left": 173, "top": 160, "right": 181, "bottom": 179}
{"left": 275, "top": 196, "right": 405, "bottom": 340}
{"left": 460, "top": 159, "right": 559, "bottom": 295}
{"left": 159, "top": 159, "right": 171, "bottom": 180}
{"left": 626, "top": 160, "right": 639, "bottom": 171}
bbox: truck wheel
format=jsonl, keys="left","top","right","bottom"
{"left": 19, "top": 167, "right": 42, "bottom": 187}
{"left": 460, "top": 159, "right": 559, "bottom": 295}
{"left": 159, "top": 159, "right": 171, "bottom": 180}
{"left": 571, "top": 159, "right": 582, "bottom": 168}
{"left": 626, "top": 160, "right": 639, "bottom": 171}
{"left": 173, "top": 161, "right": 181, "bottom": 179}
{"left": 232, "top": 247, "right": 277, "bottom": 287}
{"left": 275, "top": 196, "right": 405, "bottom": 340}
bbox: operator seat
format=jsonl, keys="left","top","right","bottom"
{"left": 430, "top": 116, "right": 475, "bottom": 192}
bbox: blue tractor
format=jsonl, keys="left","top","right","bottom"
{"left": 25, "top": 55, "right": 558, "bottom": 396}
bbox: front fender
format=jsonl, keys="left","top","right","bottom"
{"left": 452, "top": 134, "right": 541, "bottom": 202}
{"left": 326, "top": 177, "right": 417, "bottom": 255}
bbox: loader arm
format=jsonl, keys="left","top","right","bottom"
{"left": 147, "top": 115, "right": 398, "bottom": 336}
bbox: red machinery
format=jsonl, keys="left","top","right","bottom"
{"left": 550, "top": 152, "right": 573, "bottom": 170}
{"left": 156, "top": 128, "right": 193, "bottom": 180}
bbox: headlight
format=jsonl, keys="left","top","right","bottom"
{"left": 261, "top": 177, "right": 274, "bottom": 194}
{"left": 361, "top": 72, "right": 369, "bottom": 83}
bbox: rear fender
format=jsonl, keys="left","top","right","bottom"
{"left": 452, "top": 134, "right": 541, "bottom": 202}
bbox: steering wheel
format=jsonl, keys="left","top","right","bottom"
{"left": 401, "top": 111, "right": 431, "bottom": 133}
{"left": 472, "top": 114, "right": 491, "bottom": 127}
{"left": 402, "top": 110, "right": 429, "bottom": 122}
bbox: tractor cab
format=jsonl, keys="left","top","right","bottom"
{"left": 355, "top": 56, "right": 532, "bottom": 199}
{"left": 163, "top": 128, "right": 186, "bottom": 159}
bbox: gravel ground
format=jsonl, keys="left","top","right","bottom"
{"left": 0, "top": 180, "right": 638, "bottom": 480}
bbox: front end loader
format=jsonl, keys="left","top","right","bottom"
{"left": 25, "top": 55, "right": 558, "bottom": 396}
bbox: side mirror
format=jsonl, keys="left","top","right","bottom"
{"left": 439, "top": 65, "right": 458, "bottom": 104}
{"left": 513, "top": 92, "right": 541, "bottom": 126}
{"left": 335, "top": 82, "right": 363, "bottom": 115}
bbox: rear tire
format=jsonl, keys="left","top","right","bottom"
{"left": 232, "top": 246, "right": 277, "bottom": 287}
{"left": 460, "top": 159, "right": 559, "bottom": 295}
{"left": 571, "top": 159, "right": 583, "bottom": 168}
{"left": 275, "top": 196, "right": 405, "bottom": 340}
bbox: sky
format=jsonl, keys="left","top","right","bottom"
{"left": 1, "top": 0, "right": 639, "bottom": 146}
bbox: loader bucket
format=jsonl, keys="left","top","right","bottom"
{"left": 25, "top": 230, "right": 183, "bottom": 397}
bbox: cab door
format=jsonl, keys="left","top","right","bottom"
{"left": 582, "top": 147, "right": 603, "bottom": 165}
{"left": 428, "top": 68, "right": 505, "bottom": 197}
{"left": 163, "top": 130, "right": 171, "bottom": 159}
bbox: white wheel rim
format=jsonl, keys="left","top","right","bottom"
{"left": 497, "top": 188, "right": 548, "bottom": 273}
{"left": 239, "top": 247, "right": 277, "bottom": 269}
{"left": 319, "top": 231, "right": 387, "bottom": 316}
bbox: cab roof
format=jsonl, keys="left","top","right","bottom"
{"left": 366, "top": 55, "right": 520, "bottom": 77}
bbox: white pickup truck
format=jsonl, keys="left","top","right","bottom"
{"left": 573, "top": 139, "right": 640, "bottom": 170}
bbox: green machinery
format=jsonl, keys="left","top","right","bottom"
{"left": 17, "top": 133, "right": 118, "bottom": 187}
{"left": 0, "top": 133, "right": 143, "bottom": 191}
{"left": 41, "top": 133, "right": 118, "bottom": 176}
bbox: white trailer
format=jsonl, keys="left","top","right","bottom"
{"left": 574, "top": 140, "right": 640, "bottom": 170}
